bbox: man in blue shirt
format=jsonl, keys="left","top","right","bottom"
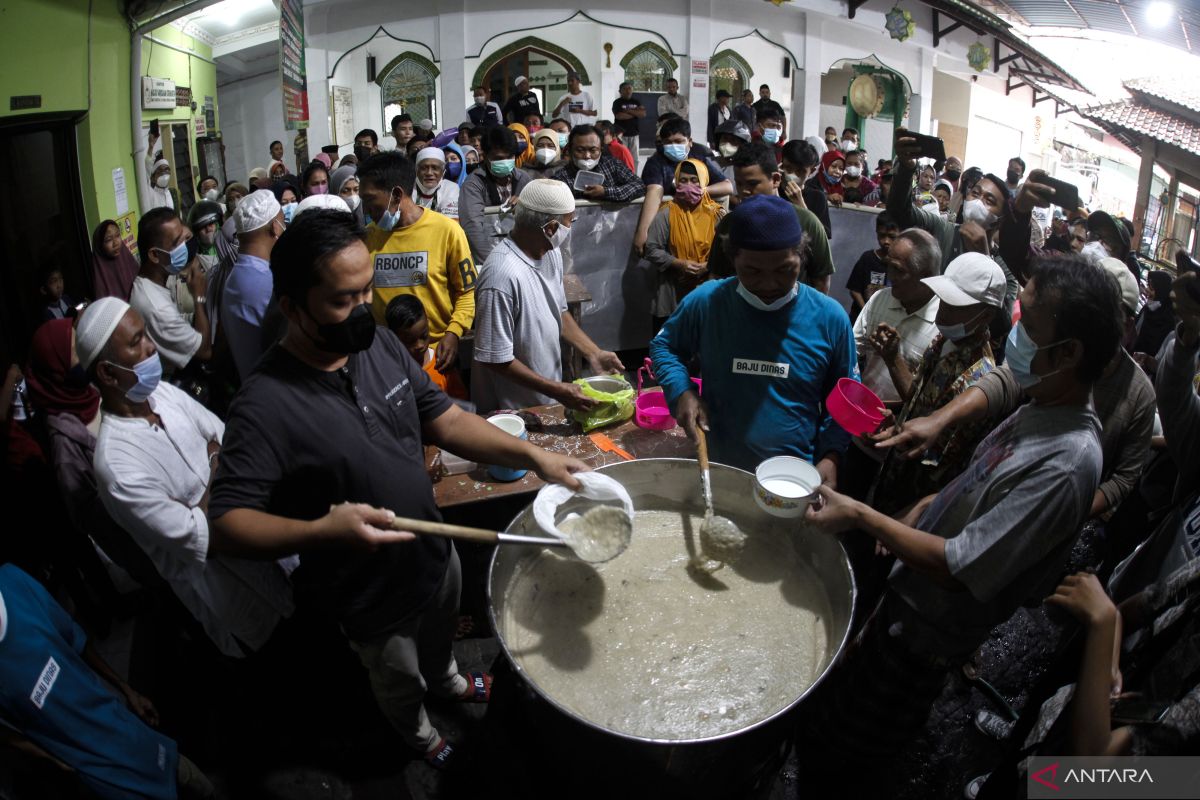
{"left": 221, "top": 188, "right": 284, "bottom": 380}
{"left": 0, "top": 564, "right": 214, "bottom": 799}
{"left": 650, "top": 194, "right": 857, "bottom": 483}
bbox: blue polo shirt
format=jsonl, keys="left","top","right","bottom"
{"left": 0, "top": 565, "right": 177, "bottom": 799}
{"left": 220, "top": 253, "right": 274, "bottom": 380}
{"left": 650, "top": 278, "right": 857, "bottom": 470}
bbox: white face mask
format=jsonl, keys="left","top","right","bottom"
{"left": 536, "top": 148, "right": 557, "bottom": 165}
{"left": 203, "top": 188, "right": 219, "bottom": 202}
{"left": 474, "top": 95, "right": 486, "bottom": 106}
{"left": 574, "top": 157, "right": 599, "bottom": 171}
{"left": 936, "top": 310, "right": 986, "bottom": 342}
{"left": 344, "top": 194, "right": 361, "bottom": 212}
{"left": 844, "top": 165, "right": 862, "bottom": 179}
{"left": 736, "top": 281, "right": 798, "bottom": 312}
{"left": 841, "top": 139, "right": 857, "bottom": 152}
{"left": 1080, "top": 240, "right": 1109, "bottom": 265}
{"left": 155, "top": 173, "right": 170, "bottom": 189}
{"left": 543, "top": 219, "right": 572, "bottom": 250}
{"left": 719, "top": 142, "right": 740, "bottom": 158}
{"left": 962, "top": 197, "right": 996, "bottom": 227}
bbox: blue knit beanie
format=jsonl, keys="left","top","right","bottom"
{"left": 728, "top": 194, "right": 804, "bottom": 251}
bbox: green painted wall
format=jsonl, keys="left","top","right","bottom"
{"left": 0, "top": 0, "right": 136, "bottom": 235}
{"left": 140, "top": 22, "right": 221, "bottom": 182}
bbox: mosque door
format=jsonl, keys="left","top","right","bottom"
{"left": 482, "top": 48, "right": 573, "bottom": 121}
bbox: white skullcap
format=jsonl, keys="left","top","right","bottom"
{"left": 295, "top": 194, "right": 350, "bottom": 218}
{"left": 418, "top": 119, "right": 434, "bottom": 130}
{"left": 519, "top": 179, "right": 575, "bottom": 215}
{"left": 234, "top": 189, "right": 282, "bottom": 234}
{"left": 415, "top": 147, "right": 446, "bottom": 164}
{"left": 515, "top": 75, "right": 528, "bottom": 88}
{"left": 152, "top": 158, "right": 169, "bottom": 171}
{"left": 75, "top": 297, "right": 131, "bottom": 370}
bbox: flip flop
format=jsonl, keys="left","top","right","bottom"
{"left": 425, "top": 737, "right": 456, "bottom": 771}
{"left": 458, "top": 671, "right": 492, "bottom": 703}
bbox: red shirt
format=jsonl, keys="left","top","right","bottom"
{"left": 608, "top": 140, "right": 634, "bottom": 172}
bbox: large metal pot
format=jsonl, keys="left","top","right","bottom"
{"left": 486, "top": 459, "right": 856, "bottom": 797}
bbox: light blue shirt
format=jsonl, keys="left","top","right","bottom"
{"left": 649, "top": 278, "right": 858, "bottom": 471}
{"left": 220, "top": 253, "right": 273, "bottom": 380}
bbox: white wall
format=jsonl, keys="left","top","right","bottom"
{"left": 218, "top": 70, "right": 284, "bottom": 184}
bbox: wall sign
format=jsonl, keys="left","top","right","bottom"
{"left": 331, "top": 85, "right": 354, "bottom": 145}
{"left": 280, "top": 0, "right": 310, "bottom": 130}
{"left": 691, "top": 59, "right": 709, "bottom": 75}
{"left": 175, "top": 86, "right": 192, "bottom": 108}
{"left": 204, "top": 96, "right": 216, "bottom": 132}
{"left": 142, "top": 77, "right": 176, "bottom": 110}
{"left": 194, "top": 116, "right": 207, "bottom": 137}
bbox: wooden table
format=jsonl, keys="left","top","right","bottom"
{"left": 428, "top": 401, "right": 694, "bottom": 509}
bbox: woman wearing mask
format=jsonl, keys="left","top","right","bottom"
{"left": 809, "top": 150, "right": 846, "bottom": 207}
{"left": 840, "top": 151, "right": 877, "bottom": 205}
{"left": 90, "top": 220, "right": 140, "bottom": 301}
{"left": 442, "top": 141, "right": 468, "bottom": 187}
{"left": 461, "top": 144, "right": 480, "bottom": 173}
{"left": 329, "top": 165, "right": 363, "bottom": 224}
{"left": 272, "top": 177, "right": 302, "bottom": 224}
{"left": 411, "top": 148, "right": 461, "bottom": 219}
{"left": 300, "top": 162, "right": 330, "bottom": 197}
{"left": 644, "top": 159, "right": 724, "bottom": 330}
{"left": 524, "top": 129, "right": 563, "bottom": 178}
{"left": 547, "top": 118, "right": 572, "bottom": 153}
{"left": 507, "top": 123, "right": 535, "bottom": 169}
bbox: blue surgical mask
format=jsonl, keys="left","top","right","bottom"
{"left": 937, "top": 310, "right": 986, "bottom": 343}
{"left": 445, "top": 161, "right": 462, "bottom": 181}
{"left": 736, "top": 281, "right": 798, "bottom": 312}
{"left": 1005, "top": 320, "right": 1068, "bottom": 389}
{"left": 106, "top": 353, "right": 162, "bottom": 403}
{"left": 376, "top": 187, "right": 401, "bottom": 232}
{"left": 558, "top": 133, "right": 569, "bottom": 148}
{"left": 155, "top": 239, "right": 192, "bottom": 275}
{"left": 663, "top": 143, "right": 688, "bottom": 162}
{"left": 489, "top": 158, "right": 516, "bottom": 178}
{"left": 762, "top": 127, "right": 782, "bottom": 144}
{"left": 281, "top": 202, "right": 298, "bottom": 224}
{"left": 824, "top": 171, "right": 842, "bottom": 185}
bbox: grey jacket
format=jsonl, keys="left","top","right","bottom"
{"left": 459, "top": 168, "right": 532, "bottom": 262}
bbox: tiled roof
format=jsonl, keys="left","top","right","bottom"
{"left": 1123, "top": 76, "right": 1200, "bottom": 116}
{"left": 1080, "top": 100, "right": 1200, "bottom": 157}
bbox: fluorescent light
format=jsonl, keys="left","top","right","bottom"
{"left": 1145, "top": 1, "right": 1176, "bottom": 29}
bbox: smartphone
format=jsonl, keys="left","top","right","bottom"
{"left": 1040, "top": 176, "right": 1081, "bottom": 211}
{"left": 1111, "top": 697, "right": 1170, "bottom": 725}
{"left": 149, "top": 118, "right": 160, "bottom": 137}
{"left": 907, "top": 132, "right": 946, "bottom": 163}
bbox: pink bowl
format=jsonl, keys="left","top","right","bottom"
{"left": 827, "top": 378, "right": 885, "bottom": 436}
{"left": 635, "top": 392, "right": 676, "bottom": 430}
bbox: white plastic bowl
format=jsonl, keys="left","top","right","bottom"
{"left": 753, "top": 456, "right": 820, "bottom": 518}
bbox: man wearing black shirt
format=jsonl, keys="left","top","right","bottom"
{"left": 752, "top": 84, "right": 786, "bottom": 138}
{"left": 210, "top": 210, "right": 587, "bottom": 769}
{"left": 504, "top": 76, "right": 541, "bottom": 124}
{"left": 611, "top": 82, "right": 646, "bottom": 169}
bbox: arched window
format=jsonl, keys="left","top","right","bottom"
{"left": 710, "top": 50, "right": 753, "bottom": 103}
{"left": 378, "top": 53, "right": 439, "bottom": 129}
{"left": 621, "top": 43, "right": 677, "bottom": 92}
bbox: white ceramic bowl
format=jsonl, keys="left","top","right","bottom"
{"left": 753, "top": 456, "right": 820, "bottom": 518}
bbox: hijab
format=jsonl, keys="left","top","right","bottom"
{"left": 818, "top": 150, "right": 845, "bottom": 194}
{"left": 442, "top": 141, "right": 467, "bottom": 186}
{"left": 25, "top": 319, "right": 100, "bottom": 424}
{"left": 271, "top": 176, "right": 302, "bottom": 204}
{"left": 508, "top": 123, "right": 534, "bottom": 168}
{"left": 90, "top": 220, "right": 139, "bottom": 301}
{"left": 667, "top": 159, "right": 721, "bottom": 264}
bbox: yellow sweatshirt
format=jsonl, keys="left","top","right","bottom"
{"left": 366, "top": 208, "right": 477, "bottom": 341}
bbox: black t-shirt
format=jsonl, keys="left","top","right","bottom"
{"left": 845, "top": 248, "right": 889, "bottom": 320}
{"left": 611, "top": 97, "right": 644, "bottom": 137}
{"left": 210, "top": 328, "right": 453, "bottom": 641}
{"left": 752, "top": 98, "right": 785, "bottom": 121}
{"left": 505, "top": 91, "right": 541, "bottom": 124}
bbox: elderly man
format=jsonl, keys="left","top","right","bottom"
{"left": 411, "top": 147, "right": 460, "bottom": 219}
{"left": 657, "top": 78, "right": 689, "bottom": 120}
{"left": 868, "top": 252, "right": 1005, "bottom": 514}
{"left": 472, "top": 179, "right": 623, "bottom": 412}
{"left": 360, "top": 151, "right": 475, "bottom": 375}
{"left": 504, "top": 76, "right": 541, "bottom": 124}
{"left": 77, "top": 298, "right": 294, "bottom": 660}
{"left": 651, "top": 194, "right": 856, "bottom": 478}
{"left": 552, "top": 124, "right": 645, "bottom": 203}
{"left": 210, "top": 209, "right": 588, "bottom": 768}
{"left": 853, "top": 229, "right": 942, "bottom": 405}
{"left": 128, "top": 208, "right": 212, "bottom": 374}
{"left": 221, "top": 191, "right": 284, "bottom": 380}
{"left": 801, "top": 258, "right": 1121, "bottom": 794}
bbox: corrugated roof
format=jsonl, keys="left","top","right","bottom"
{"left": 1081, "top": 99, "right": 1200, "bottom": 157}
{"left": 991, "top": 0, "right": 1198, "bottom": 54}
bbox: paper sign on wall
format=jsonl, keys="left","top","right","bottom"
{"left": 693, "top": 77, "right": 708, "bottom": 90}
{"left": 116, "top": 212, "right": 138, "bottom": 258}
{"left": 331, "top": 85, "right": 354, "bottom": 145}
{"left": 195, "top": 116, "right": 207, "bottom": 137}
{"left": 142, "top": 77, "right": 176, "bottom": 110}
{"left": 691, "top": 59, "right": 709, "bottom": 74}
{"left": 112, "top": 167, "right": 128, "bottom": 217}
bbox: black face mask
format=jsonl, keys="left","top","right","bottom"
{"left": 354, "top": 145, "right": 373, "bottom": 162}
{"left": 65, "top": 363, "right": 89, "bottom": 389}
{"left": 1006, "top": 170, "right": 1021, "bottom": 185}
{"left": 466, "top": 162, "right": 480, "bottom": 174}
{"left": 303, "top": 303, "right": 376, "bottom": 354}
{"left": 944, "top": 169, "right": 961, "bottom": 182}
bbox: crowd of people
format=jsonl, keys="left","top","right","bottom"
{"left": 3, "top": 81, "right": 1200, "bottom": 799}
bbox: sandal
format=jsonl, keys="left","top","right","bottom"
{"left": 458, "top": 671, "right": 492, "bottom": 703}
{"left": 425, "top": 737, "right": 456, "bottom": 770}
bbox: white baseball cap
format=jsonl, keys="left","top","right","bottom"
{"left": 922, "top": 252, "right": 1006, "bottom": 308}
{"left": 295, "top": 194, "right": 350, "bottom": 219}
{"left": 75, "top": 297, "right": 131, "bottom": 370}
{"left": 1099, "top": 256, "right": 1140, "bottom": 316}
{"left": 234, "top": 189, "right": 282, "bottom": 234}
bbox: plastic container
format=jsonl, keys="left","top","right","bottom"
{"left": 827, "top": 378, "right": 885, "bottom": 436}
{"left": 573, "top": 170, "right": 605, "bottom": 190}
{"left": 634, "top": 358, "right": 675, "bottom": 430}
{"left": 485, "top": 414, "right": 529, "bottom": 481}
{"left": 753, "top": 457, "right": 821, "bottom": 518}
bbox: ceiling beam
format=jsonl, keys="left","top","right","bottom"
{"left": 933, "top": 10, "right": 965, "bottom": 48}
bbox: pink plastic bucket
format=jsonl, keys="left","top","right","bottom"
{"left": 636, "top": 358, "right": 677, "bottom": 431}
{"left": 827, "top": 378, "right": 885, "bottom": 436}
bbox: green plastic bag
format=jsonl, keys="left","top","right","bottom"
{"left": 569, "top": 376, "right": 635, "bottom": 432}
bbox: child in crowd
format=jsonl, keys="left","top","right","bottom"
{"left": 386, "top": 294, "right": 467, "bottom": 399}
{"left": 39, "top": 267, "right": 75, "bottom": 322}
{"left": 845, "top": 213, "right": 899, "bottom": 321}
